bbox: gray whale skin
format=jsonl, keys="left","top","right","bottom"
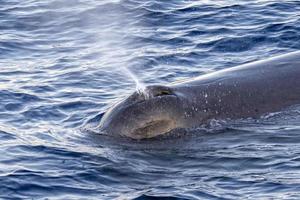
{"left": 99, "top": 51, "right": 300, "bottom": 139}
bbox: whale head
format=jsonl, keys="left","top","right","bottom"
{"left": 98, "top": 85, "right": 189, "bottom": 139}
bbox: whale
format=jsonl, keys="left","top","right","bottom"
{"left": 99, "top": 51, "right": 300, "bottom": 139}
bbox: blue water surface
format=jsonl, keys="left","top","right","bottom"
{"left": 1, "top": 0, "right": 300, "bottom": 199}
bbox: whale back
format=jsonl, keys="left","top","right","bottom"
{"left": 169, "top": 51, "right": 300, "bottom": 121}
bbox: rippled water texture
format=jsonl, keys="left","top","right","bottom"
{"left": 1, "top": 0, "right": 300, "bottom": 199}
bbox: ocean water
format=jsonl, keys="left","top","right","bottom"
{"left": 1, "top": 0, "right": 300, "bottom": 199}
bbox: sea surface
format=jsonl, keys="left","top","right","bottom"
{"left": 1, "top": 0, "right": 300, "bottom": 199}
